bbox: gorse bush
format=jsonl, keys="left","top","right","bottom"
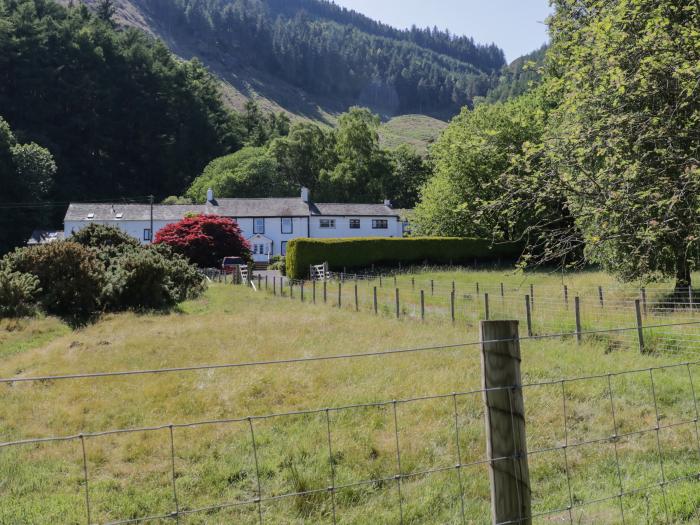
{"left": 286, "top": 237, "right": 523, "bottom": 279}
{"left": 3, "top": 242, "right": 105, "bottom": 324}
{"left": 1, "top": 227, "right": 206, "bottom": 324}
{"left": 0, "top": 267, "right": 40, "bottom": 317}
{"left": 104, "top": 248, "right": 203, "bottom": 311}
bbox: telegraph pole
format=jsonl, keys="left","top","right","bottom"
{"left": 149, "top": 195, "right": 154, "bottom": 243}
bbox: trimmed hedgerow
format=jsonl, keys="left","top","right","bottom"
{"left": 285, "top": 237, "right": 523, "bottom": 279}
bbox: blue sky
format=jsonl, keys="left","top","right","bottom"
{"left": 331, "top": 0, "right": 552, "bottom": 62}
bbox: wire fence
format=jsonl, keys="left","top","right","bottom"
{"left": 3, "top": 322, "right": 700, "bottom": 524}
{"left": 250, "top": 271, "right": 700, "bottom": 359}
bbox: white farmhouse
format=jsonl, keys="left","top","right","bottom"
{"left": 63, "top": 188, "right": 403, "bottom": 264}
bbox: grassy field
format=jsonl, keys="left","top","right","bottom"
{"left": 378, "top": 115, "right": 448, "bottom": 153}
{"left": 2, "top": 270, "right": 700, "bottom": 524}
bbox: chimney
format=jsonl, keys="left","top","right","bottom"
{"left": 301, "top": 187, "right": 310, "bottom": 203}
{"left": 206, "top": 188, "right": 214, "bottom": 203}
{"left": 383, "top": 199, "right": 392, "bottom": 208}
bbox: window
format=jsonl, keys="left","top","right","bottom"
{"left": 372, "top": 219, "right": 388, "bottom": 229}
{"left": 253, "top": 218, "right": 265, "bottom": 234}
{"left": 143, "top": 228, "right": 152, "bottom": 241}
{"left": 281, "top": 217, "right": 293, "bottom": 234}
{"left": 281, "top": 241, "right": 288, "bottom": 255}
{"left": 349, "top": 219, "right": 361, "bottom": 229}
{"left": 319, "top": 219, "right": 336, "bottom": 229}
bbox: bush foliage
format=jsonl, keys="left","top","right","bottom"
{"left": 0, "top": 267, "right": 41, "bottom": 317}
{"left": 155, "top": 214, "right": 251, "bottom": 268}
{"left": 3, "top": 242, "right": 105, "bottom": 323}
{"left": 0, "top": 226, "right": 206, "bottom": 324}
{"left": 285, "top": 237, "right": 523, "bottom": 279}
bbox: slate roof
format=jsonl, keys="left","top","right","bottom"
{"left": 64, "top": 199, "right": 399, "bottom": 222}
{"left": 213, "top": 198, "right": 310, "bottom": 217}
{"left": 64, "top": 203, "right": 202, "bottom": 222}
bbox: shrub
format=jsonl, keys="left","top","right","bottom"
{"left": 285, "top": 237, "right": 523, "bottom": 279}
{"left": 3, "top": 242, "right": 105, "bottom": 323}
{"left": 155, "top": 214, "right": 251, "bottom": 268}
{"left": 71, "top": 223, "right": 140, "bottom": 250}
{"left": 104, "top": 247, "right": 203, "bottom": 310}
{"left": 0, "top": 267, "right": 40, "bottom": 317}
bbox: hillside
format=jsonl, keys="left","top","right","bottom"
{"left": 70, "top": 0, "right": 506, "bottom": 123}
{"left": 378, "top": 115, "right": 448, "bottom": 153}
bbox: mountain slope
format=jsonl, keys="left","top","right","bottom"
{"left": 75, "top": 0, "right": 505, "bottom": 123}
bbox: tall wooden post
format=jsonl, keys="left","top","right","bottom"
{"left": 355, "top": 284, "right": 359, "bottom": 312}
{"left": 273, "top": 276, "right": 277, "bottom": 296}
{"left": 431, "top": 279, "right": 434, "bottom": 296}
{"left": 563, "top": 285, "right": 568, "bottom": 309}
{"left": 300, "top": 281, "right": 304, "bottom": 302}
{"left": 323, "top": 280, "right": 327, "bottom": 304}
{"left": 641, "top": 287, "right": 647, "bottom": 316}
{"left": 395, "top": 288, "right": 400, "bottom": 319}
{"left": 598, "top": 286, "right": 604, "bottom": 308}
{"left": 312, "top": 280, "right": 316, "bottom": 304}
{"left": 500, "top": 283, "right": 504, "bottom": 298}
{"left": 574, "top": 297, "right": 582, "bottom": 343}
{"left": 635, "top": 299, "right": 645, "bottom": 352}
{"left": 338, "top": 282, "right": 342, "bottom": 308}
{"left": 450, "top": 290, "right": 455, "bottom": 323}
{"left": 373, "top": 286, "right": 378, "bottom": 315}
{"left": 484, "top": 293, "right": 490, "bottom": 321}
{"left": 524, "top": 295, "right": 532, "bottom": 337}
{"left": 420, "top": 290, "right": 425, "bottom": 321}
{"left": 265, "top": 275, "right": 268, "bottom": 290}
{"left": 480, "top": 320, "right": 531, "bottom": 525}
{"left": 412, "top": 277, "right": 415, "bottom": 290}
{"left": 529, "top": 284, "right": 534, "bottom": 309}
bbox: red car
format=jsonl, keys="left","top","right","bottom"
{"left": 222, "top": 256, "right": 246, "bottom": 274}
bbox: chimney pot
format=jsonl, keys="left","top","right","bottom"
{"left": 207, "top": 188, "right": 214, "bottom": 203}
{"left": 383, "top": 199, "right": 392, "bottom": 208}
{"left": 301, "top": 187, "right": 310, "bottom": 203}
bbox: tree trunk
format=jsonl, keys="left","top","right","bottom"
{"left": 675, "top": 257, "right": 691, "bottom": 299}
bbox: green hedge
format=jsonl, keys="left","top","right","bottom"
{"left": 286, "top": 237, "right": 523, "bottom": 279}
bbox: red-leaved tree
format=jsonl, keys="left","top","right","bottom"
{"left": 155, "top": 215, "right": 250, "bottom": 268}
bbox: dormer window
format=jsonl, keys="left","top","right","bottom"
{"left": 115, "top": 213, "right": 123, "bottom": 219}
{"left": 87, "top": 213, "right": 95, "bottom": 220}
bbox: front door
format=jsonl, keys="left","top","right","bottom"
{"left": 248, "top": 235, "right": 273, "bottom": 263}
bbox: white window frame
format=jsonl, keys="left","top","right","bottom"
{"left": 319, "top": 219, "right": 336, "bottom": 229}
{"left": 372, "top": 219, "right": 388, "bottom": 229}
{"left": 281, "top": 217, "right": 293, "bottom": 234}
{"left": 349, "top": 219, "right": 361, "bottom": 229}
{"left": 253, "top": 218, "right": 265, "bottom": 234}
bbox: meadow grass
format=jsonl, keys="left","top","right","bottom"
{"left": 2, "top": 270, "right": 700, "bottom": 524}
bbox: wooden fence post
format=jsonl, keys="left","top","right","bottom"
{"left": 289, "top": 279, "right": 293, "bottom": 299}
{"left": 574, "top": 297, "right": 582, "bottom": 344}
{"left": 563, "top": 285, "right": 568, "bottom": 309}
{"left": 355, "top": 283, "right": 359, "bottom": 312}
{"left": 258, "top": 274, "right": 261, "bottom": 291}
{"left": 641, "top": 287, "right": 647, "bottom": 316}
{"left": 393, "top": 275, "right": 397, "bottom": 287}
{"left": 500, "top": 283, "right": 504, "bottom": 298}
{"left": 598, "top": 286, "right": 604, "bottom": 308}
{"left": 476, "top": 282, "right": 480, "bottom": 295}
{"left": 312, "top": 280, "right": 316, "bottom": 304}
{"left": 379, "top": 275, "right": 383, "bottom": 288}
{"left": 431, "top": 279, "right": 434, "bottom": 296}
{"left": 373, "top": 286, "right": 378, "bottom": 315}
{"left": 323, "top": 280, "right": 327, "bottom": 304}
{"left": 450, "top": 290, "right": 455, "bottom": 323}
{"left": 273, "top": 276, "right": 276, "bottom": 296}
{"left": 484, "top": 293, "right": 490, "bottom": 321}
{"left": 412, "top": 277, "right": 415, "bottom": 290}
{"left": 529, "top": 284, "right": 534, "bottom": 310}
{"left": 635, "top": 299, "right": 645, "bottom": 352}
{"left": 338, "top": 282, "right": 342, "bottom": 308}
{"left": 395, "top": 288, "right": 400, "bottom": 319}
{"left": 480, "top": 320, "right": 531, "bottom": 525}
{"left": 524, "top": 295, "right": 532, "bottom": 337}
{"left": 265, "top": 275, "right": 268, "bottom": 290}
{"left": 420, "top": 290, "right": 425, "bottom": 321}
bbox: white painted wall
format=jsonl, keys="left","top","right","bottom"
{"left": 231, "top": 217, "right": 309, "bottom": 256}
{"left": 64, "top": 220, "right": 175, "bottom": 244}
{"left": 64, "top": 215, "right": 402, "bottom": 253}
{"left": 309, "top": 216, "right": 402, "bottom": 239}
